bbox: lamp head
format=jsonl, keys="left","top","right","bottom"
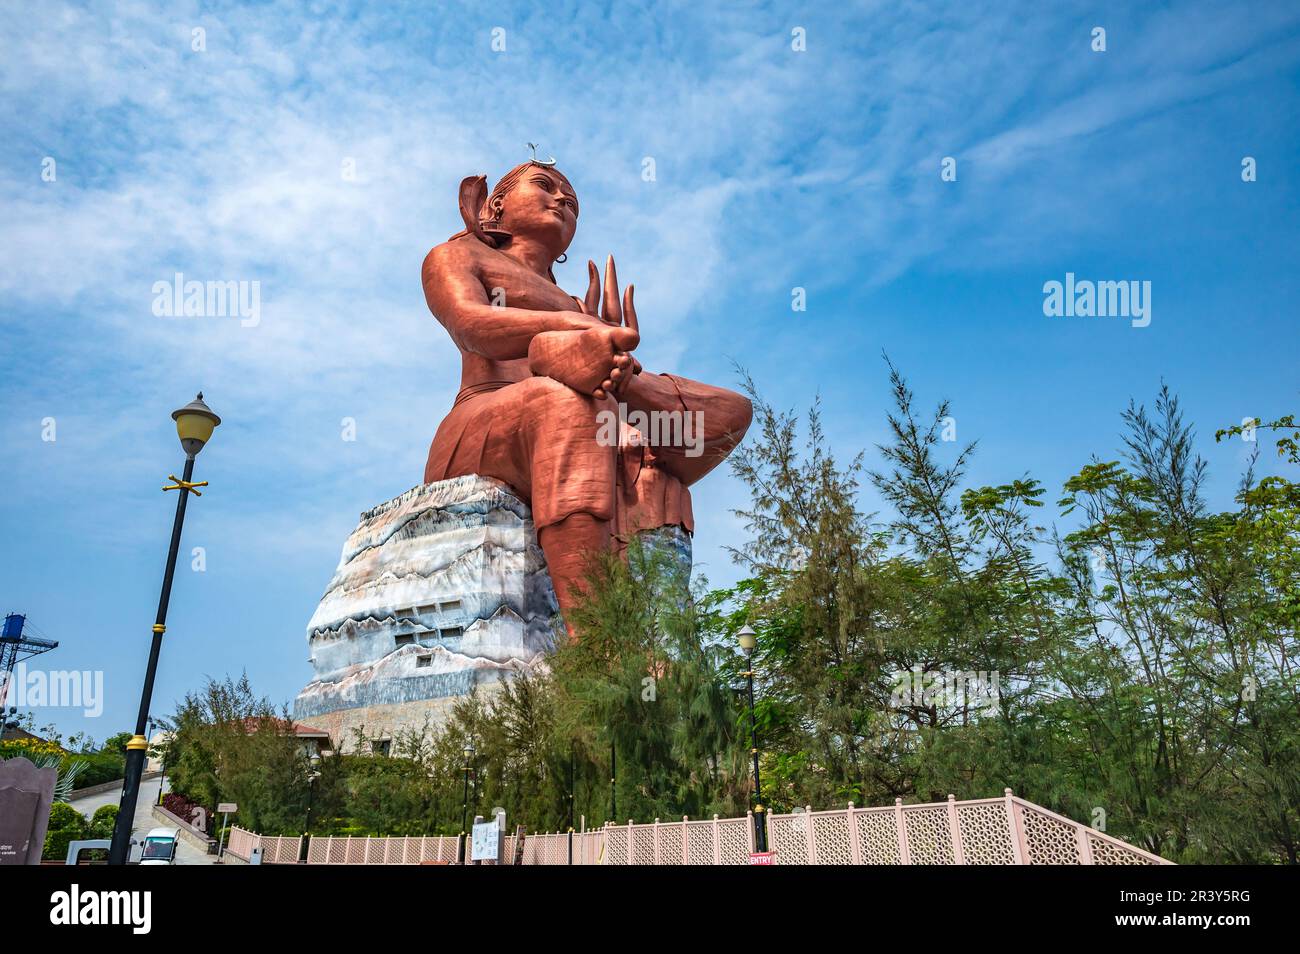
{"left": 737, "top": 624, "right": 757, "bottom": 656}
{"left": 171, "top": 392, "right": 221, "bottom": 458}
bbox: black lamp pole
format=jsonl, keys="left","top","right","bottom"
{"left": 301, "top": 770, "right": 319, "bottom": 862}
{"left": 148, "top": 717, "right": 166, "bottom": 806}
{"left": 305, "top": 774, "right": 317, "bottom": 834}
{"left": 568, "top": 741, "right": 575, "bottom": 832}
{"left": 459, "top": 745, "right": 473, "bottom": 863}
{"left": 738, "top": 625, "right": 766, "bottom": 853}
{"left": 109, "top": 394, "right": 219, "bottom": 866}
{"left": 745, "top": 663, "right": 766, "bottom": 852}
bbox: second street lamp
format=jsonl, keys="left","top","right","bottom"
{"left": 459, "top": 743, "right": 475, "bottom": 863}
{"left": 737, "top": 624, "right": 767, "bottom": 854}
{"left": 301, "top": 754, "right": 322, "bottom": 862}
{"left": 108, "top": 393, "right": 220, "bottom": 866}
{"left": 147, "top": 717, "right": 166, "bottom": 806}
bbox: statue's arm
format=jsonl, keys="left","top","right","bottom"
{"left": 422, "top": 244, "right": 598, "bottom": 360}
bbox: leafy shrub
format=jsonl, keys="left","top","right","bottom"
{"left": 44, "top": 827, "right": 83, "bottom": 861}
{"left": 68, "top": 750, "right": 126, "bottom": 788}
{"left": 161, "top": 792, "right": 209, "bottom": 832}
{"left": 47, "top": 801, "right": 87, "bottom": 832}
{"left": 42, "top": 802, "right": 89, "bottom": 860}
{"left": 89, "top": 804, "right": 118, "bottom": 839}
{"left": 0, "top": 738, "right": 65, "bottom": 761}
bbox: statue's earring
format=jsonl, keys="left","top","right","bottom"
{"left": 555, "top": 253, "right": 567, "bottom": 264}
{"left": 481, "top": 199, "right": 510, "bottom": 245}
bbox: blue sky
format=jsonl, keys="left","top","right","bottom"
{"left": 2, "top": 0, "right": 1297, "bottom": 744}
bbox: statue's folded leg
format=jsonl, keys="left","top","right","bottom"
{"left": 426, "top": 376, "right": 623, "bottom": 636}
{"left": 621, "top": 372, "right": 754, "bottom": 487}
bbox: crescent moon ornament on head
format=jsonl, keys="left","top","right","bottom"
{"left": 527, "top": 142, "right": 557, "bottom": 166}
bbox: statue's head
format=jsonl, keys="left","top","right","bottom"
{"left": 481, "top": 162, "right": 579, "bottom": 256}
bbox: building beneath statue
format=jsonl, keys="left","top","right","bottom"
{"left": 292, "top": 475, "right": 562, "bottom": 750}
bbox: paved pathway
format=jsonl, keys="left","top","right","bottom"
{"left": 68, "top": 775, "right": 217, "bottom": 865}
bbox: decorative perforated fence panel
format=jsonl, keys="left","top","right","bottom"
{"left": 229, "top": 790, "right": 1171, "bottom": 865}
{"left": 904, "top": 805, "right": 956, "bottom": 865}
{"left": 855, "top": 807, "right": 902, "bottom": 864}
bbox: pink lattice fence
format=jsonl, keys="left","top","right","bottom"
{"left": 224, "top": 827, "right": 301, "bottom": 864}
{"left": 762, "top": 790, "right": 1172, "bottom": 865}
{"left": 514, "top": 830, "right": 606, "bottom": 865}
{"left": 601, "top": 814, "right": 756, "bottom": 865}
{"left": 303, "top": 833, "right": 463, "bottom": 864}
{"left": 226, "top": 790, "right": 1171, "bottom": 865}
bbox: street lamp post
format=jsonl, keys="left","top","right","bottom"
{"left": 459, "top": 743, "right": 475, "bottom": 863}
{"left": 737, "top": 624, "right": 767, "bottom": 854}
{"left": 108, "top": 394, "right": 220, "bottom": 866}
{"left": 304, "top": 755, "right": 322, "bottom": 834}
{"left": 147, "top": 717, "right": 166, "bottom": 806}
{"left": 567, "top": 741, "right": 575, "bottom": 832}
{"left": 301, "top": 754, "right": 321, "bottom": 862}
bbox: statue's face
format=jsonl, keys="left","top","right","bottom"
{"left": 497, "top": 167, "right": 578, "bottom": 252}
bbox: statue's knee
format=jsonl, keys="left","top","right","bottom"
{"left": 529, "top": 376, "right": 613, "bottom": 431}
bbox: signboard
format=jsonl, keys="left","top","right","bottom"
{"left": 749, "top": 851, "right": 776, "bottom": 865}
{"left": 0, "top": 757, "right": 56, "bottom": 866}
{"left": 217, "top": 802, "right": 237, "bottom": 814}
{"left": 471, "top": 820, "right": 500, "bottom": 862}
{"left": 0, "top": 787, "right": 41, "bottom": 864}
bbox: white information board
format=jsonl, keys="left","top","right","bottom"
{"left": 471, "top": 820, "right": 500, "bottom": 861}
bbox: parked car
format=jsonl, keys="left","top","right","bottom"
{"left": 138, "top": 827, "right": 179, "bottom": 865}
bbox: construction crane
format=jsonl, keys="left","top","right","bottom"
{"left": 1, "top": 613, "right": 58, "bottom": 722}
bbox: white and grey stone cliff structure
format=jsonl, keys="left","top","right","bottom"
{"left": 293, "top": 474, "right": 693, "bottom": 749}
{"left": 292, "top": 475, "right": 561, "bottom": 747}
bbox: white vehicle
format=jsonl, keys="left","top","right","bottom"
{"left": 138, "top": 827, "right": 180, "bottom": 865}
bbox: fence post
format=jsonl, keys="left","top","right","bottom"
{"left": 846, "top": 802, "right": 861, "bottom": 864}
{"left": 345, "top": 834, "right": 352, "bottom": 866}
{"left": 947, "top": 794, "right": 966, "bottom": 865}
{"left": 895, "top": 798, "right": 911, "bottom": 865}
{"left": 746, "top": 810, "right": 755, "bottom": 854}
{"left": 712, "top": 814, "right": 721, "bottom": 864}
{"left": 1004, "top": 788, "right": 1029, "bottom": 864}
{"left": 1075, "top": 824, "right": 1094, "bottom": 864}
{"left": 653, "top": 818, "right": 661, "bottom": 865}
{"left": 682, "top": 816, "right": 690, "bottom": 865}
{"left": 627, "top": 819, "right": 634, "bottom": 866}
{"left": 805, "top": 806, "right": 817, "bottom": 864}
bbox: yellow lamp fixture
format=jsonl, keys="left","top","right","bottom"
{"left": 171, "top": 392, "right": 221, "bottom": 457}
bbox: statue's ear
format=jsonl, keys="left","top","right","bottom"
{"left": 458, "top": 174, "right": 493, "bottom": 246}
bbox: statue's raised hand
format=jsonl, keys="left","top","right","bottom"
{"left": 579, "top": 256, "right": 641, "bottom": 398}
{"left": 532, "top": 256, "right": 639, "bottom": 398}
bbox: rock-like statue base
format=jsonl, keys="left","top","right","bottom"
{"left": 292, "top": 475, "right": 560, "bottom": 746}
{"left": 292, "top": 475, "right": 691, "bottom": 748}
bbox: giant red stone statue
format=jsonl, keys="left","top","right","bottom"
{"left": 421, "top": 157, "right": 752, "bottom": 635}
